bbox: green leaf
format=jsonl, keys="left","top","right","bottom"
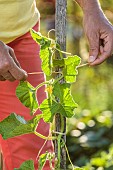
{"left": 0, "top": 113, "right": 42, "bottom": 139}
{"left": 53, "top": 82, "right": 78, "bottom": 118}
{"left": 30, "top": 29, "right": 51, "bottom": 49}
{"left": 16, "top": 81, "right": 38, "bottom": 116}
{"left": 63, "top": 55, "right": 81, "bottom": 83}
{"left": 40, "top": 82, "right": 78, "bottom": 122}
{"left": 14, "top": 160, "right": 34, "bottom": 170}
{"left": 53, "top": 59, "right": 64, "bottom": 67}
{"left": 38, "top": 152, "right": 48, "bottom": 170}
{"left": 30, "top": 30, "right": 56, "bottom": 76}
{"left": 40, "top": 48, "right": 53, "bottom": 76}
{"left": 40, "top": 98, "right": 59, "bottom": 123}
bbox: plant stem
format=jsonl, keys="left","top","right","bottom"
{"left": 54, "top": 115, "right": 65, "bottom": 169}
{"left": 77, "top": 62, "right": 89, "bottom": 68}
{"left": 57, "top": 135, "right": 61, "bottom": 169}
{"left": 48, "top": 29, "right": 56, "bottom": 38}
{"left": 53, "top": 71, "right": 62, "bottom": 74}
{"left": 62, "top": 139, "right": 75, "bottom": 170}
{"left": 28, "top": 72, "right": 44, "bottom": 75}
{"left": 28, "top": 63, "right": 89, "bottom": 76}
{"left": 49, "top": 159, "right": 54, "bottom": 170}
{"left": 35, "top": 81, "right": 49, "bottom": 90}
{"left": 55, "top": 47, "right": 71, "bottom": 55}
{"left": 28, "top": 71, "right": 62, "bottom": 75}
{"left": 36, "top": 136, "right": 49, "bottom": 160}
{"left": 52, "top": 131, "right": 66, "bottom": 135}
{"left": 53, "top": 75, "right": 63, "bottom": 85}
{"left": 34, "top": 131, "right": 56, "bottom": 140}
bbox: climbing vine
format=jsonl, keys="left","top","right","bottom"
{"left": 0, "top": 29, "right": 85, "bottom": 170}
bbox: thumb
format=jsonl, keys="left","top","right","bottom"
{"left": 88, "top": 55, "right": 97, "bottom": 63}
{"left": 88, "top": 36, "right": 99, "bottom": 63}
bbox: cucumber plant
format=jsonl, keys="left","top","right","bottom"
{"left": 0, "top": 29, "right": 85, "bottom": 170}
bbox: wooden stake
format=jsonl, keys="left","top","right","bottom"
{"left": 55, "top": 0, "right": 67, "bottom": 169}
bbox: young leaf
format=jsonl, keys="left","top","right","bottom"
{"left": 40, "top": 98, "right": 59, "bottom": 123}
{"left": 40, "top": 48, "right": 53, "bottom": 76}
{"left": 14, "top": 160, "right": 35, "bottom": 170}
{"left": 30, "top": 30, "right": 55, "bottom": 76}
{"left": 38, "top": 152, "right": 48, "bottom": 170}
{"left": 0, "top": 113, "right": 42, "bottom": 139}
{"left": 53, "top": 82, "right": 78, "bottom": 118}
{"left": 30, "top": 29, "right": 51, "bottom": 49}
{"left": 16, "top": 81, "right": 38, "bottom": 116}
{"left": 63, "top": 55, "right": 81, "bottom": 83}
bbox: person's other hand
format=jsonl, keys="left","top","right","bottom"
{"left": 83, "top": 8, "right": 113, "bottom": 65}
{"left": 0, "top": 41, "right": 27, "bottom": 81}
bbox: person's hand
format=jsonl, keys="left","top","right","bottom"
{"left": 83, "top": 8, "right": 113, "bottom": 65}
{"left": 0, "top": 41, "right": 27, "bottom": 81}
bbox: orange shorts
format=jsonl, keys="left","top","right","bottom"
{"left": 0, "top": 22, "right": 53, "bottom": 170}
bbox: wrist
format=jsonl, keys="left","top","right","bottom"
{"left": 76, "top": 0, "right": 101, "bottom": 14}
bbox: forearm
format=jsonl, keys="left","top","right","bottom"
{"left": 75, "top": 0, "right": 101, "bottom": 13}
{"left": 75, "top": 0, "right": 113, "bottom": 66}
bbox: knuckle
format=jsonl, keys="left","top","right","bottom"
{"left": 0, "top": 41, "right": 5, "bottom": 48}
{"left": 89, "top": 42, "right": 99, "bottom": 50}
{"left": 90, "top": 47, "right": 98, "bottom": 51}
{"left": 0, "top": 61, "right": 10, "bottom": 73}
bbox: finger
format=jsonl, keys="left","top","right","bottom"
{"left": 100, "top": 45, "right": 104, "bottom": 54}
{"left": 8, "top": 47, "right": 21, "bottom": 68}
{"left": 1, "top": 72, "right": 15, "bottom": 82}
{"left": 88, "top": 33, "right": 100, "bottom": 63}
{"left": 9, "top": 59, "right": 28, "bottom": 81}
{"left": 90, "top": 52, "right": 110, "bottom": 65}
{"left": 90, "top": 37, "right": 113, "bottom": 65}
{"left": 0, "top": 75, "right": 6, "bottom": 81}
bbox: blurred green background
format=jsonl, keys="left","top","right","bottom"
{"left": 37, "top": 1, "right": 113, "bottom": 169}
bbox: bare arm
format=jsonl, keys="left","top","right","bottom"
{"left": 75, "top": 0, "right": 113, "bottom": 65}
{"left": 75, "top": 0, "right": 100, "bottom": 11}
